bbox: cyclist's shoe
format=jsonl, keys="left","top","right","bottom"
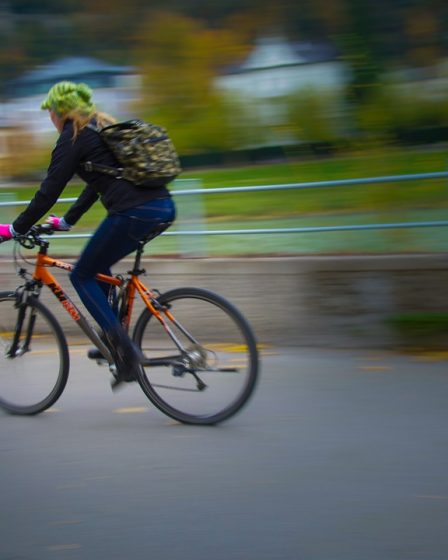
{"left": 104, "top": 325, "right": 144, "bottom": 390}
{"left": 87, "top": 347, "right": 105, "bottom": 360}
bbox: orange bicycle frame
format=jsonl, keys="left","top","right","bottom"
{"left": 33, "top": 250, "right": 170, "bottom": 336}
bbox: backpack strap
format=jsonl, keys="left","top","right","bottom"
{"left": 83, "top": 160, "right": 125, "bottom": 178}
{"left": 83, "top": 122, "right": 124, "bottom": 178}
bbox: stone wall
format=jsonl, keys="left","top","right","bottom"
{"left": 0, "top": 254, "right": 446, "bottom": 349}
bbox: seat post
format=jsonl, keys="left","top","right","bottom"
{"left": 129, "top": 222, "right": 172, "bottom": 275}
{"left": 130, "top": 242, "right": 145, "bottom": 275}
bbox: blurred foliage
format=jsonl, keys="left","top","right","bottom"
{"left": 2, "top": 0, "right": 448, "bottom": 88}
{"left": 286, "top": 82, "right": 448, "bottom": 148}
{"left": 133, "top": 12, "right": 251, "bottom": 154}
{"left": 354, "top": 85, "right": 448, "bottom": 144}
{"left": 1, "top": 129, "right": 54, "bottom": 179}
{"left": 2, "top": 0, "right": 448, "bottom": 174}
{"left": 286, "top": 88, "right": 346, "bottom": 145}
{"left": 388, "top": 313, "right": 448, "bottom": 349}
{"left": 388, "top": 313, "right": 448, "bottom": 335}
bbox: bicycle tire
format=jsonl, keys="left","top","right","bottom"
{"left": 0, "top": 291, "right": 70, "bottom": 415}
{"left": 133, "top": 287, "right": 259, "bottom": 425}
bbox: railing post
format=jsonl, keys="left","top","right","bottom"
{"left": 171, "top": 178, "right": 208, "bottom": 257}
{"left": 0, "top": 191, "right": 15, "bottom": 221}
{"left": 0, "top": 191, "right": 16, "bottom": 256}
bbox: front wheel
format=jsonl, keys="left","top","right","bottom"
{"left": 133, "top": 287, "right": 259, "bottom": 425}
{"left": 0, "top": 291, "right": 70, "bottom": 415}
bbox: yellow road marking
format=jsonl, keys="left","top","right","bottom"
{"left": 412, "top": 351, "right": 448, "bottom": 362}
{"left": 359, "top": 365, "right": 392, "bottom": 372}
{"left": 113, "top": 407, "right": 148, "bottom": 414}
{"left": 68, "top": 348, "right": 92, "bottom": 355}
{"left": 204, "top": 343, "right": 270, "bottom": 352}
{"left": 0, "top": 348, "right": 62, "bottom": 356}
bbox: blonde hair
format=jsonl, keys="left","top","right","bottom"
{"left": 65, "top": 110, "right": 117, "bottom": 140}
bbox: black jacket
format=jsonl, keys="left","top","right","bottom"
{"left": 13, "top": 120, "right": 171, "bottom": 234}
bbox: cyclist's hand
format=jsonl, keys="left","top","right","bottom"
{"left": 46, "top": 215, "right": 72, "bottom": 231}
{"left": 0, "top": 224, "right": 13, "bottom": 241}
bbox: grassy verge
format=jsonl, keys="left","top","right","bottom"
{"left": 388, "top": 312, "right": 448, "bottom": 335}
{"left": 1, "top": 145, "right": 447, "bottom": 256}
{"left": 387, "top": 312, "right": 448, "bottom": 349}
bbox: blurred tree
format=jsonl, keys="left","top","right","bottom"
{"left": 404, "top": 7, "right": 442, "bottom": 67}
{"left": 305, "top": 0, "right": 349, "bottom": 36}
{"left": 0, "top": 5, "right": 26, "bottom": 92}
{"left": 287, "top": 88, "right": 346, "bottom": 146}
{"left": 340, "top": 0, "right": 383, "bottom": 104}
{"left": 7, "top": 0, "right": 78, "bottom": 13}
{"left": 134, "top": 12, "right": 249, "bottom": 153}
{"left": 352, "top": 83, "right": 448, "bottom": 146}
{"left": 3, "top": 0, "right": 448, "bottom": 154}
{"left": 3, "top": 0, "right": 448, "bottom": 89}
{"left": 72, "top": 0, "right": 145, "bottom": 59}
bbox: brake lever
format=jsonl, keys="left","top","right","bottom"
{"left": 32, "top": 224, "right": 55, "bottom": 235}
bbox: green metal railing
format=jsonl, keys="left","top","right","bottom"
{"left": 1, "top": 171, "right": 447, "bottom": 238}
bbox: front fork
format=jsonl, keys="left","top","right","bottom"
{"left": 7, "top": 287, "right": 39, "bottom": 358}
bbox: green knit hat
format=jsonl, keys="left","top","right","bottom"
{"left": 41, "top": 81, "right": 95, "bottom": 115}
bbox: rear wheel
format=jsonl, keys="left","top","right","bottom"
{"left": 0, "top": 291, "right": 70, "bottom": 415}
{"left": 133, "top": 287, "right": 259, "bottom": 425}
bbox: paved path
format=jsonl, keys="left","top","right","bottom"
{"left": 1, "top": 346, "right": 448, "bottom": 560}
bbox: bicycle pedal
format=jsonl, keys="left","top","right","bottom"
{"left": 87, "top": 347, "right": 106, "bottom": 361}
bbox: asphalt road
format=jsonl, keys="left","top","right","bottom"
{"left": 1, "top": 346, "right": 448, "bottom": 560}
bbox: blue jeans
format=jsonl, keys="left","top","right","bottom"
{"left": 70, "top": 197, "right": 175, "bottom": 331}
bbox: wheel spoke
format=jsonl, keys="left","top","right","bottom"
{"left": 133, "top": 287, "right": 258, "bottom": 424}
{"left": 0, "top": 293, "right": 69, "bottom": 415}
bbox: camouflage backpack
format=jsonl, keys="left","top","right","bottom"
{"left": 84, "top": 119, "right": 181, "bottom": 187}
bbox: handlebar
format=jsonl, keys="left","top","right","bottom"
{"left": 0, "top": 224, "right": 55, "bottom": 248}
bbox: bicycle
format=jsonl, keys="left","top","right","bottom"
{"left": 0, "top": 224, "right": 259, "bottom": 425}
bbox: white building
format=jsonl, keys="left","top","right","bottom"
{"left": 1, "top": 56, "right": 140, "bottom": 137}
{"left": 217, "top": 37, "right": 348, "bottom": 98}
{"left": 215, "top": 36, "right": 350, "bottom": 141}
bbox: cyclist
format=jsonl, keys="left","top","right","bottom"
{"left": 0, "top": 81, "right": 176, "bottom": 388}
